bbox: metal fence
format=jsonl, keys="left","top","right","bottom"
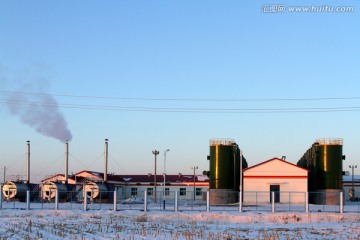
{"left": 1, "top": 189, "right": 360, "bottom": 213}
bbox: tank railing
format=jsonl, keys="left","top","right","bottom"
{"left": 209, "top": 138, "right": 236, "bottom": 146}
{"left": 316, "top": 138, "right": 343, "bottom": 145}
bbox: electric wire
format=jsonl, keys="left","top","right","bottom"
{"left": 1, "top": 90, "right": 360, "bottom": 102}
{"left": 36, "top": 154, "right": 64, "bottom": 179}
{"left": 69, "top": 153, "right": 89, "bottom": 170}
{"left": 1, "top": 98, "right": 360, "bottom": 113}
{"left": 109, "top": 154, "right": 128, "bottom": 174}
{"left": 84, "top": 153, "right": 104, "bottom": 171}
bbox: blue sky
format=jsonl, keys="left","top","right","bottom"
{"left": 1, "top": 1, "right": 359, "bottom": 182}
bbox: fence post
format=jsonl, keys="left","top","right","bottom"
{"left": 144, "top": 191, "right": 147, "bottom": 213}
{"left": 271, "top": 191, "right": 275, "bottom": 213}
{"left": 239, "top": 191, "right": 243, "bottom": 213}
{"left": 340, "top": 191, "right": 343, "bottom": 214}
{"left": 55, "top": 190, "right": 59, "bottom": 210}
{"left": 84, "top": 192, "right": 88, "bottom": 211}
{"left": 113, "top": 191, "right": 117, "bottom": 211}
{"left": 256, "top": 191, "right": 258, "bottom": 211}
{"left": 26, "top": 190, "right": 30, "bottom": 210}
{"left": 175, "top": 191, "right": 178, "bottom": 212}
{"left": 289, "top": 192, "right": 291, "bottom": 211}
{"left": 206, "top": 191, "right": 210, "bottom": 212}
{"left": 0, "top": 185, "right": 3, "bottom": 210}
{"left": 305, "top": 192, "right": 309, "bottom": 213}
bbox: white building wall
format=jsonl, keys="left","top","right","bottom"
{"left": 244, "top": 178, "right": 307, "bottom": 203}
{"left": 243, "top": 159, "right": 308, "bottom": 204}
{"left": 117, "top": 185, "right": 208, "bottom": 202}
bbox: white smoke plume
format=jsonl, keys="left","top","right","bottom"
{"left": 0, "top": 64, "right": 72, "bottom": 142}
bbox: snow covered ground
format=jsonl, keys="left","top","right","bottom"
{"left": 0, "top": 208, "right": 360, "bottom": 239}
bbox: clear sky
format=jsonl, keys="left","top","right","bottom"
{"left": 1, "top": 0, "right": 359, "bottom": 183}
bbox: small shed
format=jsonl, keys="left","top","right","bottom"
{"left": 243, "top": 157, "right": 309, "bottom": 204}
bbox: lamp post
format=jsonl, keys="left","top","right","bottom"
{"left": 191, "top": 166, "right": 198, "bottom": 201}
{"left": 239, "top": 149, "right": 243, "bottom": 212}
{"left": 163, "top": 149, "right": 170, "bottom": 197}
{"left": 349, "top": 165, "right": 357, "bottom": 200}
{"left": 152, "top": 150, "right": 160, "bottom": 203}
{"left": 240, "top": 150, "right": 243, "bottom": 193}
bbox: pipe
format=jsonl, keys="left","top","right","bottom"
{"left": 26, "top": 140, "right": 30, "bottom": 184}
{"left": 65, "top": 141, "right": 69, "bottom": 184}
{"left": 104, "top": 139, "right": 108, "bottom": 183}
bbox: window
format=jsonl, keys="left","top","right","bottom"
{"left": 147, "top": 188, "right": 153, "bottom": 196}
{"left": 196, "top": 188, "right": 202, "bottom": 196}
{"left": 179, "top": 188, "right": 186, "bottom": 196}
{"left": 131, "top": 188, "right": 137, "bottom": 196}
{"left": 165, "top": 188, "right": 170, "bottom": 196}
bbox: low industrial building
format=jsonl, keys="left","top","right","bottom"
{"left": 243, "top": 157, "right": 309, "bottom": 204}
{"left": 40, "top": 171, "right": 209, "bottom": 202}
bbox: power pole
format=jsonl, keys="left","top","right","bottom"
{"left": 152, "top": 150, "right": 160, "bottom": 203}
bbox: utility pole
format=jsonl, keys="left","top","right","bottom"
{"left": 191, "top": 166, "right": 198, "bottom": 201}
{"left": 152, "top": 150, "right": 160, "bottom": 203}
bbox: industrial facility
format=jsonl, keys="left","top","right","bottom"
{"left": 1, "top": 137, "right": 358, "bottom": 206}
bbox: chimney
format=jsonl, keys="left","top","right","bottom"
{"left": 104, "top": 139, "right": 108, "bottom": 183}
{"left": 65, "top": 141, "right": 69, "bottom": 184}
{"left": 26, "top": 140, "right": 30, "bottom": 184}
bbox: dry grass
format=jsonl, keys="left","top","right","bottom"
{"left": 0, "top": 212, "right": 360, "bottom": 239}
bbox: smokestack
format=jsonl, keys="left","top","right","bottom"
{"left": 104, "top": 139, "right": 108, "bottom": 183}
{"left": 26, "top": 140, "right": 30, "bottom": 184}
{"left": 65, "top": 141, "right": 69, "bottom": 184}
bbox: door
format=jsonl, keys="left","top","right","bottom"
{"left": 270, "top": 185, "right": 280, "bottom": 203}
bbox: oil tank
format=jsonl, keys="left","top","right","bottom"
{"left": 209, "top": 138, "right": 248, "bottom": 204}
{"left": 297, "top": 138, "right": 344, "bottom": 205}
{"left": 2, "top": 182, "right": 28, "bottom": 201}
{"left": 315, "top": 138, "right": 344, "bottom": 205}
{"left": 41, "top": 181, "right": 68, "bottom": 200}
{"left": 316, "top": 138, "right": 343, "bottom": 190}
{"left": 83, "top": 182, "right": 108, "bottom": 200}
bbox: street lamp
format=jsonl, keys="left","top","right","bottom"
{"left": 239, "top": 149, "right": 243, "bottom": 213}
{"left": 349, "top": 165, "right": 357, "bottom": 200}
{"left": 191, "top": 166, "right": 198, "bottom": 201}
{"left": 240, "top": 149, "right": 243, "bottom": 192}
{"left": 152, "top": 150, "right": 160, "bottom": 203}
{"left": 163, "top": 149, "right": 170, "bottom": 197}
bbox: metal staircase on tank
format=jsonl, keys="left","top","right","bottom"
{"left": 32, "top": 184, "right": 41, "bottom": 202}
{"left": 66, "top": 177, "right": 92, "bottom": 202}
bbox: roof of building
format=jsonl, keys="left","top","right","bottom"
{"left": 243, "top": 157, "right": 310, "bottom": 172}
{"left": 40, "top": 170, "right": 209, "bottom": 184}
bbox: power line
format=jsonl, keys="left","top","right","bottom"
{"left": 1, "top": 90, "right": 360, "bottom": 102}
{"left": 1, "top": 98, "right": 360, "bottom": 113}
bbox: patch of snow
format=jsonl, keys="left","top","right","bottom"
{"left": 0, "top": 209, "right": 360, "bottom": 239}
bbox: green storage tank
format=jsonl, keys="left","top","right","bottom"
{"left": 316, "top": 140, "right": 343, "bottom": 190}
{"left": 297, "top": 138, "right": 344, "bottom": 205}
{"left": 209, "top": 138, "right": 248, "bottom": 204}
